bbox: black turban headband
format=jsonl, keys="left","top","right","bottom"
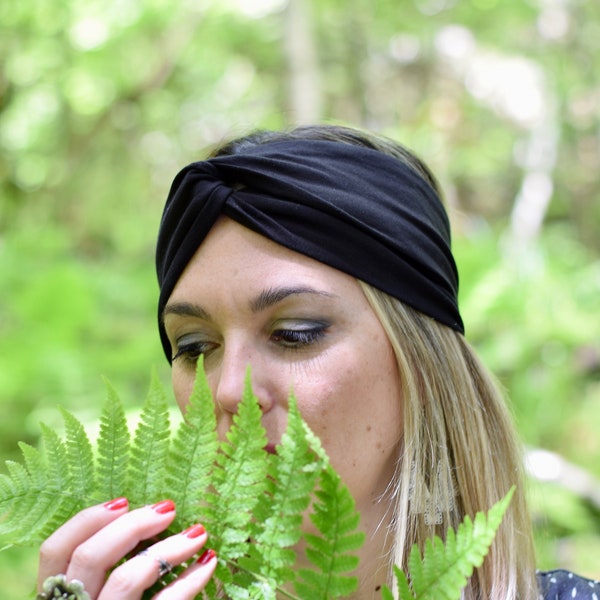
{"left": 156, "top": 139, "right": 463, "bottom": 361}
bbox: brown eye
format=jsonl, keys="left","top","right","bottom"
{"left": 172, "top": 340, "right": 216, "bottom": 364}
{"left": 271, "top": 326, "right": 327, "bottom": 348}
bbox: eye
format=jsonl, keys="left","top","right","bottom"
{"left": 270, "top": 322, "right": 328, "bottom": 349}
{"left": 172, "top": 338, "right": 217, "bottom": 364}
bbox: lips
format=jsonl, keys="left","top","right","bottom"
{"left": 264, "top": 443, "right": 278, "bottom": 455}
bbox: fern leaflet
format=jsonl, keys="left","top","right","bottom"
{"left": 243, "top": 395, "right": 321, "bottom": 588}
{"left": 95, "top": 378, "right": 130, "bottom": 502}
{"left": 295, "top": 423, "right": 364, "bottom": 600}
{"left": 384, "top": 487, "right": 515, "bottom": 600}
{"left": 163, "top": 357, "right": 218, "bottom": 530}
{"left": 127, "top": 371, "right": 171, "bottom": 506}
{"left": 60, "top": 406, "right": 96, "bottom": 500}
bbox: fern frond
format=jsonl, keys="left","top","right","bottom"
{"left": 60, "top": 407, "right": 96, "bottom": 500}
{"left": 385, "top": 487, "right": 515, "bottom": 600}
{"left": 39, "top": 424, "right": 71, "bottom": 493}
{"left": 35, "top": 424, "right": 85, "bottom": 541}
{"left": 295, "top": 426, "right": 364, "bottom": 600}
{"left": 164, "top": 359, "right": 218, "bottom": 530}
{"left": 4, "top": 444, "right": 58, "bottom": 544}
{"left": 207, "top": 371, "right": 269, "bottom": 569}
{"left": 0, "top": 461, "right": 36, "bottom": 538}
{"left": 0, "top": 422, "right": 86, "bottom": 545}
{"left": 1, "top": 368, "right": 370, "bottom": 600}
{"left": 390, "top": 565, "right": 419, "bottom": 600}
{"left": 244, "top": 395, "right": 320, "bottom": 587}
{"left": 95, "top": 378, "right": 130, "bottom": 502}
{"left": 128, "top": 371, "right": 171, "bottom": 505}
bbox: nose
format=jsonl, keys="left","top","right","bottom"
{"left": 212, "top": 343, "right": 273, "bottom": 416}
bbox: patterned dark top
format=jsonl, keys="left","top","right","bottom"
{"left": 538, "top": 570, "right": 600, "bottom": 599}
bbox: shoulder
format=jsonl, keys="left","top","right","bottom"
{"left": 537, "top": 569, "right": 600, "bottom": 599}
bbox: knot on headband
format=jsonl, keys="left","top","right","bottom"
{"left": 156, "top": 139, "right": 463, "bottom": 360}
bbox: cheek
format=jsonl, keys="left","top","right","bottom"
{"left": 293, "top": 363, "right": 374, "bottom": 443}
{"left": 298, "top": 343, "right": 402, "bottom": 456}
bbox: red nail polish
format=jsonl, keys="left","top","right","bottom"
{"left": 183, "top": 524, "right": 206, "bottom": 539}
{"left": 104, "top": 497, "right": 128, "bottom": 511}
{"left": 197, "top": 548, "right": 216, "bottom": 565}
{"left": 152, "top": 499, "right": 176, "bottom": 514}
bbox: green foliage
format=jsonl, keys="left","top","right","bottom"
{"left": 0, "top": 362, "right": 365, "bottom": 599}
{"left": 295, "top": 465, "right": 363, "bottom": 599}
{"left": 381, "top": 488, "right": 514, "bottom": 600}
{"left": 0, "top": 362, "right": 516, "bottom": 599}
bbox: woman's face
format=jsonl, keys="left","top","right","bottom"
{"left": 163, "top": 217, "right": 403, "bottom": 517}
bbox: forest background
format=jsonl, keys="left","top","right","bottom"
{"left": 1, "top": 0, "right": 599, "bottom": 598}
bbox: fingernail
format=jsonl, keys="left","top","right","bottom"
{"left": 104, "top": 497, "right": 129, "bottom": 511}
{"left": 197, "top": 548, "right": 216, "bottom": 565}
{"left": 182, "top": 524, "right": 206, "bottom": 539}
{"left": 152, "top": 500, "right": 176, "bottom": 514}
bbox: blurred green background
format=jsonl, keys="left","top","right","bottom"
{"left": 1, "top": 0, "right": 599, "bottom": 597}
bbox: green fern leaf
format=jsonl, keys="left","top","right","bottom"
{"left": 295, "top": 452, "right": 364, "bottom": 599}
{"left": 95, "top": 378, "right": 130, "bottom": 502}
{"left": 0, "top": 461, "right": 34, "bottom": 537}
{"left": 1, "top": 368, "right": 366, "bottom": 600}
{"left": 207, "top": 372, "right": 269, "bottom": 568}
{"left": 390, "top": 565, "right": 418, "bottom": 600}
{"left": 0, "top": 422, "right": 87, "bottom": 545}
{"left": 39, "top": 424, "right": 71, "bottom": 493}
{"left": 6, "top": 444, "right": 57, "bottom": 544}
{"left": 128, "top": 371, "right": 171, "bottom": 505}
{"left": 60, "top": 407, "right": 96, "bottom": 500}
{"left": 18, "top": 442, "right": 46, "bottom": 490}
{"left": 384, "top": 487, "right": 515, "bottom": 600}
{"left": 164, "top": 359, "right": 218, "bottom": 530}
{"left": 241, "top": 395, "right": 321, "bottom": 587}
{"left": 34, "top": 424, "right": 84, "bottom": 542}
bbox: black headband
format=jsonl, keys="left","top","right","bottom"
{"left": 156, "top": 139, "right": 463, "bottom": 361}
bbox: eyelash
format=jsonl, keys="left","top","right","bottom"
{"left": 172, "top": 341, "right": 214, "bottom": 364}
{"left": 270, "top": 326, "right": 327, "bottom": 348}
{"left": 172, "top": 325, "right": 327, "bottom": 364}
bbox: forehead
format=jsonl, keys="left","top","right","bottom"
{"left": 169, "top": 216, "right": 363, "bottom": 302}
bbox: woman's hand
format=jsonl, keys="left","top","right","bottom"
{"left": 37, "top": 497, "right": 217, "bottom": 600}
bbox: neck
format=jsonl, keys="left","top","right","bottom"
{"left": 351, "top": 493, "right": 394, "bottom": 599}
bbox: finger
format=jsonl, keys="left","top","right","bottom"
{"left": 97, "top": 524, "right": 210, "bottom": 600}
{"left": 38, "top": 497, "right": 129, "bottom": 590}
{"left": 65, "top": 500, "right": 177, "bottom": 598}
{"left": 153, "top": 549, "right": 218, "bottom": 600}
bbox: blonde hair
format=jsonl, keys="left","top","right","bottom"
{"left": 360, "top": 283, "right": 538, "bottom": 599}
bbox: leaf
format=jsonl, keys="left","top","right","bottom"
{"left": 382, "top": 487, "right": 515, "bottom": 600}
{"left": 0, "top": 461, "right": 37, "bottom": 540}
{"left": 0, "top": 425, "right": 83, "bottom": 545}
{"left": 35, "top": 424, "right": 84, "bottom": 541}
{"left": 95, "top": 378, "right": 130, "bottom": 502}
{"left": 206, "top": 371, "right": 269, "bottom": 565}
{"left": 60, "top": 407, "right": 96, "bottom": 500}
{"left": 128, "top": 370, "right": 171, "bottom": 505}
{"left": 14, "top": 367, "right": 535, "bottom": 599}
{"left": 295, "top": 428, "right": 364, "bottom": 599}
{"left": 241, "top": 395, "right": 321, "bottom": 586}
{"left": 164, "top": 358, "right": 219, "bottom": 529}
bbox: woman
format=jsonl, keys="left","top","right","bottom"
{"left": 37, "top": 125, "right": 596, "bottom": 599}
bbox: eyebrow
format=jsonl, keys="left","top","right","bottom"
{"left": 162, "top": 286, "right": 336, "bottom": 323}
{"left": 249, "top": 286, "right": 336, "bottom": 313}
{"left": 162, "top": 301, "right": 212, "bottom": 323}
